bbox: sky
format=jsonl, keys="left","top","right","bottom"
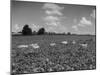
{"left": 11, "top": 0, "right": 96, "bottom": 34}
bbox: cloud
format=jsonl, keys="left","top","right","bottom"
{"left": 78, "top": 17, "right": 92, "bottom": 27}
{"left": 90, "top": 9, "right": 96, "bottom": 19}
{"left": 45, "top": 10, "right": 63, "bottom": 16}
{"left": 46, "top": 21, "right": 60, "bottom": 26}
{"left": 72, "top": 17, "right": 92, "bottom": 31}
{"left": 31, "top": 24, "right": 40, "bottom": 31}
{"left": 44, "top": 16, "right": 60, "bottom": 21}
{"left": 43, "top": 3, "right": 64, "bottom": 11}
{"left": 42, "top": 3, "right": 67, "bottom": 33}
{"left": 42, "top": 3, "right": 64, "bottom": 27}
{"left": 14, "top": 24, "right": 20, "bottom": 32}
{"left": 44, "top": 16, "right": 61, "bottom": 26}
{"left": 72, "top": 25, "right": 78, "bottom": 31}
{"left": 80, "top": 17, "right": 92, "bottom": 25}
{"left": 46, "top": 25, "right": 67, "bottom": 33}
{"left": 43, "top": 3, "right": 64, "bottom": 16}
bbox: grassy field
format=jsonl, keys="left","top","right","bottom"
{"left": 11, "top": 35, "right": 96, "bottom": 75}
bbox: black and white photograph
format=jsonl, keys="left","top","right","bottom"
{"left": 11, "top": 0, "right": 96, "bottom": 75}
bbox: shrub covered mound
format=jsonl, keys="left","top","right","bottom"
{"left": 11, "top": 35, "right": 96, "bottom": 75}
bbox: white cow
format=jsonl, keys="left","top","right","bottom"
{"left": 50, "top": 43, "right": 56, "bottom": 46}
{"left": 61, "top": 41, "right": 68, "bottom": 44}
{"left": 18, "top": 45, "right": 28, "bottom": 48}
{"left": 80, "top": 43, "right": 88, "bottom": 48}
{"left": 29, "top": 43, "right": 40, "bottom": 49}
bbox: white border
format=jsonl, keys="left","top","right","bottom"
{"left": 0, "top": 0, "right": 100, "bottom": 75}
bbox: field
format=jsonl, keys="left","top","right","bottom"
{"left": 11, "top": 35, "right": 96, "bottom": 75}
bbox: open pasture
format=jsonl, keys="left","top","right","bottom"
{"left": 11, "top": 35, "right": 96, "bottom": 74}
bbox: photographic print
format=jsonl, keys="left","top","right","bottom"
{"left": 11, "top": 0, "right": 96, "bottom": 75}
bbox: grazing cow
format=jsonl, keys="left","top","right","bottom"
{"left": 29, "top": 43, "right": 40, "bottom": 49}
{"left": 80, "top": 43, "right": 88, "bottom": 48}
{"left": 50, "top": 43, "right": 56, "bottom": 46}
{"left": 61, "top": 41, "right": 68, "bottom": 44}
{"left": 18, "top": 45, "right": 28, "bottom": 48}
{"left": 33, "top": 67, "right": 44, "bottom": 72}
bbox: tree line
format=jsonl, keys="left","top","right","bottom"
{"left": 13, "top": 24, "right": 71, "bottom": 35}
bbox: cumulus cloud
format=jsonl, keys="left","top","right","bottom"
{"left": 42, "top": 3, "right": 67, "bottom": 33}
{"left": 72, "top": 17, "right": 92, "bottom": 31}
{"left": 72, "top": 25, "right": 78, "bottom": 31}
{"left": 43, "top": 15, "right": 61, "bottom": 26}
{"left": 14, "top": 24, "right": 20, "bottom": 32}
{"left": 43, "top": 3, "right": 64, "bottom": 16}
{"left": 90, "top": 9, "right": 96, "bottom": 19}
{"left": 45, "top": 9, "right": 63, "bottom": 16}
{"left": 78, "top": 17, "right": 92, "bottom": 27}
{"left": 80, "top": 17, "right": 92, "bottom": 25}
{"left": 31, "top": 24, "right": 40, "bottom": 31}
{"left": 42, "top": 3, "right": 64, "bottom": 26}
{"left": 44, "top": 16, "right": 60, "bottom": 21}
{"left": 46, "top": 21, "right": 60, "bottom": 26}
{"left": 46, "top": 25, "right": 67, "bottom": 33}
{"left": 43, "top": 3, "right": 64, "bottom": 11}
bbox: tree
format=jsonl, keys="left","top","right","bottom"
{"left": 22, "top": 24, "right": 32, "bottom": 35}
{"left": 37, "top": 28, "right": 45, "bottom": 35}
{"left": 67, "top": 32, "right": 71, "bottom": 35}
